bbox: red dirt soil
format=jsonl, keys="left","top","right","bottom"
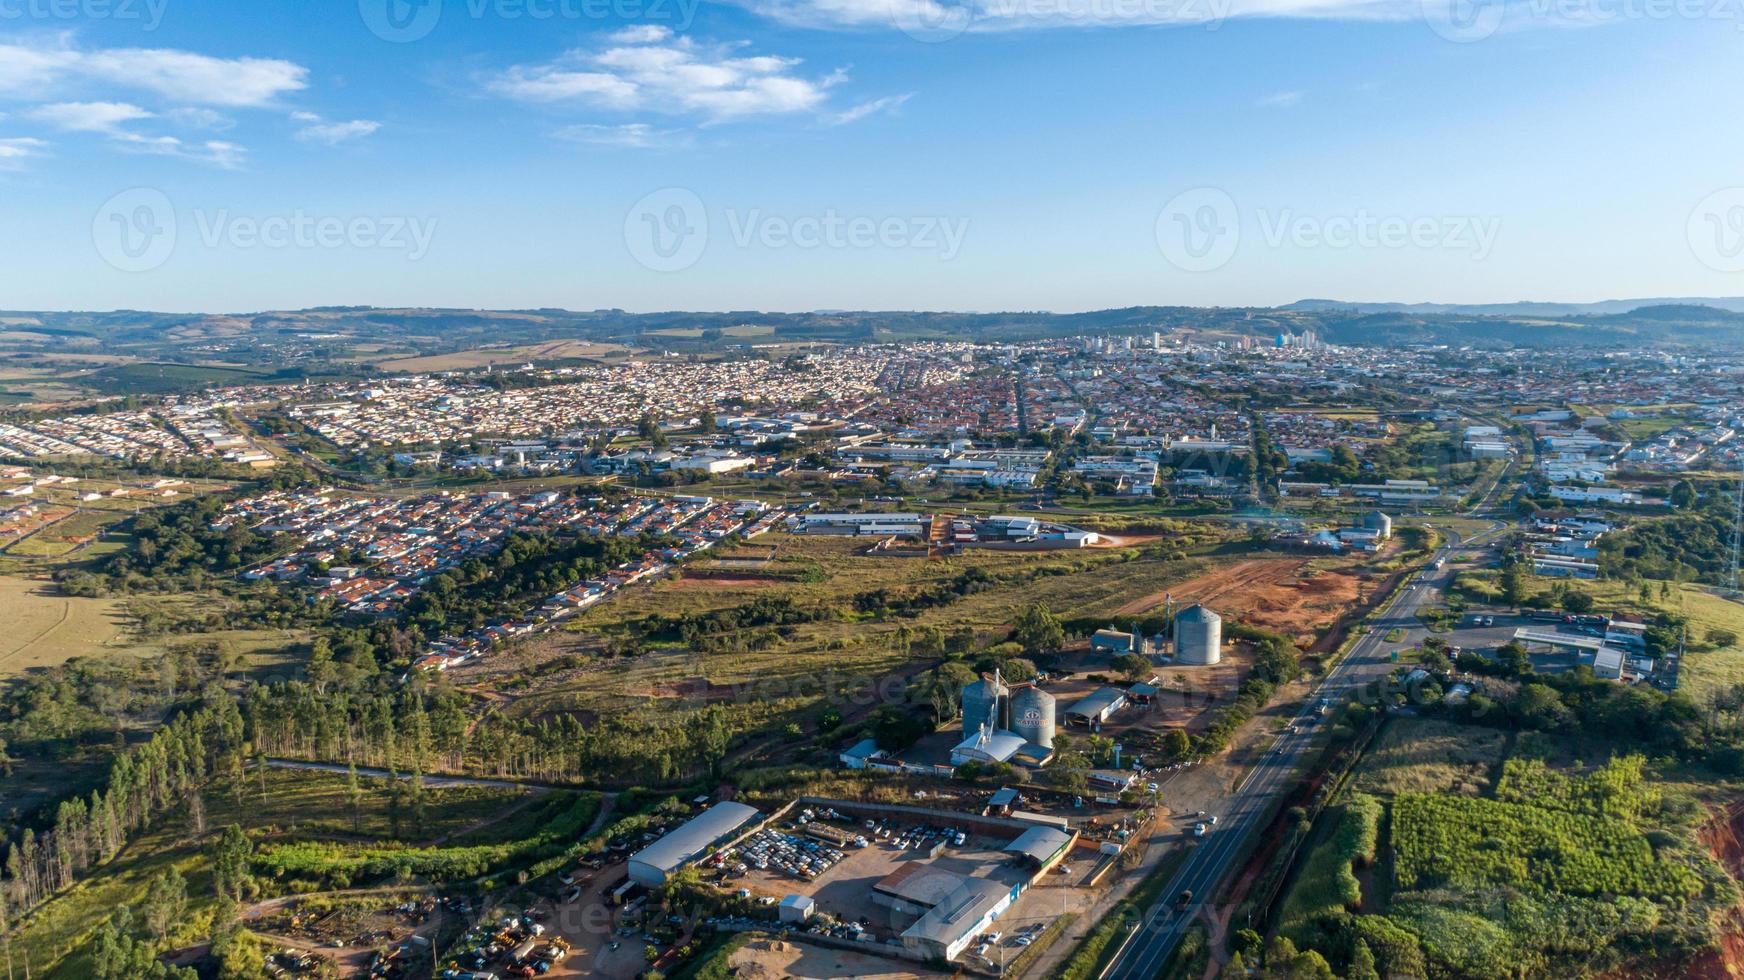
{"left": 1657, "top": 799, "right": 1744, "bottom": 979}
{"left": 1112, "top": 558, "right": 1370, "bottom": 648}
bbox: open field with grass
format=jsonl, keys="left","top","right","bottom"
{"left": 209, "top": 767, "right": 535, "bottom": 843}
{"left": 1349, "top": 718, "right": 1509, "bottom": 798}
{"left": 481, "top": 530, "right": 1242, "bottom": 724}
{"left": 0, "top": 573, "right": 306, "bottom": 678}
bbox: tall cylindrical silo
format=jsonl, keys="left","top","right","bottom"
{"left": 1009, "top": 685, "right": 1057, "bottom": 748}
{"left": 962, "top": 674, "right": 1009, "bottom": 733}
{"left": 1174, "top": 604, "right": 1223, "bottom": 666}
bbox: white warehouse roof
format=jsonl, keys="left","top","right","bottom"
{"left": 628, "top": 802, "right": 759, "bottom": 886}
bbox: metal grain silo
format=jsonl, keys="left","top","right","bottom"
{"left": 1174, "top": 604, "right": 1222, "bottom": 666}
{"left": 1009, "top": 685, "right": 1056, "bottom": 748}
{"left": 962, "top": 673, "right": 1010, "bottom": 734}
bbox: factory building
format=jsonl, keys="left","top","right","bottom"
{"left": 899, "top": 876, "right": 1022, "bottom": 962}
{"left": 627, "top": 802, "right": 759, "bottom": 886}
{"left": 1003, "top": 826, "right": 1075, "bottom": 870}
{"left": 1174, "top": 603, "right": 1223, "bottom": 666}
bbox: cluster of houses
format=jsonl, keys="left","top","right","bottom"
{"left": 217, "top": 486, "right": 785, "bottom": 670}
{"left": 410, "top": 497, "right": 784, "bottom": 673}
{"left": 1523, "top": 512, "right": 1613, "bottom": 579}
{"left": 0, "top": 407, "right": 267, "bottom": 464}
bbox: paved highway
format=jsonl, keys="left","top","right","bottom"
{"left": 1105, "top": 523, "right": 1507, "bottom": 979}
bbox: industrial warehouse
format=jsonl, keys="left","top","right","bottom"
{"left": 614, "top": 791, "right": 1121, "bottom": 969}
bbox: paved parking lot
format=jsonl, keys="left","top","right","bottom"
{"left": 730, "top": 828, "right": 1029, "bottom": 939}
{"left": 1431, "top": 607, "right": 1602, "bottom": 674}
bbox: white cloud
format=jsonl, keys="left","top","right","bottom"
{"left": 730, "top": 0, "right": 1446, "bottom": 32}
{"left": 291, "top": 112, "right": 381, "bottom": 145}
{"left": 0, "top": 136, "right": 46, "bottom": 169}
{"left": 166, "top": 107, "right": 234, "bottom": 131}
{"left": 0, "top": 39, "right": 306, "bottom": 108}
{"left": 829, "top": 92, "right": 913, "bottom": 125}
{"left": 28, "top": 101, "right": 153, "bottom": 134}
{"left": 554, "top": 122, "right": 691, "bottom": 148}
{"left": 21, "top": 100, "right": 245, "bottom": 167}
{"left": 488, "top": 33, "right": 845, "bottom": 122}
{"left": 607, "top": 25, "right": 675, "bottom": 43}
{"left": 1256, "top": 90, "right": 1305, "bottom": 108}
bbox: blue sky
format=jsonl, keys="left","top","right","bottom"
{"left": 0, "top": 1, "right": 1740, "bottom": 312}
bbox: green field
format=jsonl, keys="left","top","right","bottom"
{"left": 1276, "top": 717, "right": 1735, "bottom": 979}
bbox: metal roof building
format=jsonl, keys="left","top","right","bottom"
{"left": 1064, "top": 687, "right": 1128, "bottom": 727}
{"left": 628, "top": 802, "right": 759, "bottom": 886}
{"left": 1004, "top": 826, "right": 1075, "bottom": 868}
{"left": 900, "top": 876, "right": 1021, "bottom": 962}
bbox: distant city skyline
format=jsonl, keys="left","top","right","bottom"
{"left": 1, "top": 7, "right": 1741, "bottom": 312}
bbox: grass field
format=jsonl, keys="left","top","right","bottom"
{"left": 1349, "top": 718, "right": 1509, "bottom": 798}
{"left": 496, "top": 531, "right": 1239, "bottom": 723}
{"left": 0, "top": 573, "right": 305, "bottom": 678}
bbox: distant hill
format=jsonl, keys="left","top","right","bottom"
{"left": 0, "top": 301, "right": 1739, "bottom": 377}
{"left": 1285, "top": 297, "right": 1744, "bottom": 316}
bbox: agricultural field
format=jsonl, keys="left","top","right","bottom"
{"left": 373, "top": 339, "right": 627, "bottom": 372}
{"left": 1276, "top": 717, "right": 1738, "bottom": 979}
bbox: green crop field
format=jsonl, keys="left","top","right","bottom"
{"left": 1391, "top": 792, "right": 1700, "bottom": 900}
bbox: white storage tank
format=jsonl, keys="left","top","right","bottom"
{"left": 1174, "top": 604, "right": 1222, "bottom": 666}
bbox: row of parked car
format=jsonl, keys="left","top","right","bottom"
{"left": 722, "top": 829, "right": 848, "bottom": 881}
